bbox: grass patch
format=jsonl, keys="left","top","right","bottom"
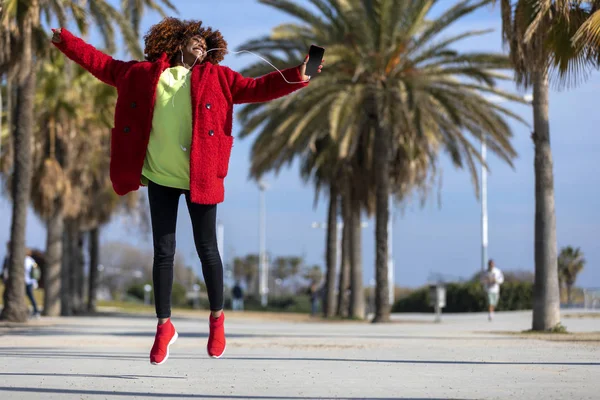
{"left": 499, "top": 331, "right": 600, "bottom": 343}
{"left": 564, "top": 313, "right": 600, "bottom": 319}
{"left": 522, "top": 323, "right": 569, "bottom": 335}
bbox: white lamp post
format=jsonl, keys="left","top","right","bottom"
{"left": 481, "top": 93, "right": 533, "bottom": 271}
{"left": 258, "top": 180, "right": 269, "bottom": 307}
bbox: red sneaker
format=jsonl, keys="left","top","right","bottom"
{"left": 207, "top": 313, "right": 226, "bottom": 358}
{"left": 150, "top": 319, "right": 178, "bottom": 365}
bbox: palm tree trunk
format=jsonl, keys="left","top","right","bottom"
{"left": 323, "top": 183, "right": 338, "bottom": 317}
{"left": 349, "top": 197, "right": 364, "bottom": 319}
{"left": 61, "top": 220, "right": 74, "bottom": 316}
{"left": 0, "top": 42, "right": 36, "bottom": 322}
{"left": 372, "top": 96, "right": 391, "bottom": 323}
{"left": 43, "top": 206, "right": 63, "bottom": 316}
{"left": 566, "top": 284, "right": 572, "bottom": 307}
{"left": 531, "top": 69, "right": 561, "bottom": 331}
{"left": 87, "top": 227, "right": 100, "bottom": 312}
{"left": 336, "top": 194, "right": 351, "bottom": 317}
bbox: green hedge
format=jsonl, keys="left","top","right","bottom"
{"left": 126, "top": 282, "right": 188, "bottom": 308}
{"left": 223, "top": 294, "right": 313, "bottom": 313}
{"left": 125, "top": 283, "right": 314, "bottom": 313}
{"left": 392, "top": 281, "right": 533, "bottom": 313}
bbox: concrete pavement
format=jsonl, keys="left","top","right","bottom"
{"left": 0, "top": 310, "right": 598, "bottom": 399}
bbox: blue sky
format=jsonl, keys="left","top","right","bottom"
{"left": 1, "top": 1, "right": 598, "bottom": 289}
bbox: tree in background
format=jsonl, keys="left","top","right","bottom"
{"left": 0, "top": 0, "right": 173, "bottom": 321}
{"left": 494, "top": 0, "right": 600, "bottom": 330}
{"left": 232, "top": 254, "right": 259, "bottom": 296}
{"left": 558, "top": 246, "right": 586, "bottom": 306}
{"left": 304, "top": 264, "right": 324, "bottom": 286}
{"left": 0, "top": 0, "right": 40, "bottom": 322}
{"left": 237, "top": 0, "right": 524, "bottom": 322}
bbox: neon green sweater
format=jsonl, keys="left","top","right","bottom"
{"left": 142, "top": 66, "right": 192, "bottom": 190}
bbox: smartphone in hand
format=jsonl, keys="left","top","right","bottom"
{"left": 305, "top": 45, "right": 325, "bottom": 78}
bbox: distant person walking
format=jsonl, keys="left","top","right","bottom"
{"left": 481, "top": 259, "right": 504, "bottom": 321}
{"left": 232, "top": 282, "right": 244, "bottom": 311}
{"left": 309, "top": 283, "right": 321, "bottom": 317}
{"left": 24, "top": 249, "right": 41, "bottom": 318}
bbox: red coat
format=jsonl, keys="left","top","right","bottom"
{"left": 53, "top": 28, "right": 308, "bottom": 204}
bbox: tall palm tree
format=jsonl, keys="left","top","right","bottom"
{"left": 558, "top": 246, "right": 586, "bottom": 306}
{"left": 237, "top": 0, "right": 525, "bottom": 322}
{"left": 0, "top": 0, "right": 143, "bottom": 322}
{"left": 304, "top": 136, "right": 342, "bottom": 318}
{"left": 336, "top": 190, "right": 351, "bottom": 317}
{"left": 494, "top": 0, "right": 600, "bottom": 330}
{"left": 324, "top": 184, "right": 339, "bottom": 317}
{"left": 0, "top": 0, "right": 39, "bottom": 322}
{"left": 1, "top": 0, "right": 172, "bottom": 319}
{"left": 526, "top": 1, "right": 600, "bottom": 55}
{"left": 30, "top": 48, "right": 72, "bottom": 316}
{"left": 28, "top": 47, "right": 120, "bottom": 316}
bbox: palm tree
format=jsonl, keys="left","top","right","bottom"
{"left": 558, "top": 246, "right": 586, "bottom": 306}
{"left": 1, "top": 0, "right": 173, "bottom": 319}
{"left": 494, "top": 0, "right": 600, "bottom": 330}
{"left": 0, "top": 0, "right": 39, "bottom": 322}
{"left": 568, "top": 1, "right": 600, "bottom": 50}
{"left": 336, "top": 192, "right": 351, "bottom": 317}
{"left": 30, "top": 48, "right": 72, "bottom": 316}
{"left": 28, "top": 48, "right": 119, "bottom": 315}
{"left": 232, "top": 255, "right": 260, "bottom": 296}
{"left": 324, "top": 184, "right": 339, "bottom": 317}
{"left": 0, "top": 0, "right": 142, "bottom": 322}
{"left": 236, "top": 0, "right": 525, "bottom": 322}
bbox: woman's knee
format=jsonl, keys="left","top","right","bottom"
{"left": 196, "top": 242, "right": 220, "bottom": 264}
{"left": 153, "top": 247, "right": 175, "bottom": 267}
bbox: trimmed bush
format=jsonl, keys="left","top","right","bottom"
{"left": 126, "top": 282, "right": 152, "bottom": 302}
{"left": 225, "top": 294, "right": 312, "bottom": 313}
{"left": 392, "top": 281, "right": 533, "bottom": 313}
{"left": 125, "top": 282, "right": 187, "bottom": 308}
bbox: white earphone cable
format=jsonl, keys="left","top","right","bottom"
{"left": 176, "top": 47, "right": 312, "bottom": 152}
{"left": 200, "top": 48, "right": 311, "bottom": 84}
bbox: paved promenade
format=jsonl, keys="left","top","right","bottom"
{"left": 0, "top": 310, "right": 598, "bottom": 399}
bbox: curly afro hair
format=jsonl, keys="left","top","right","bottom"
{"left": 143, "top": 17, "right": 228, "bottom": 64}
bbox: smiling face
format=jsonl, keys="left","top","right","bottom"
{"left": 181, "top": 35, "right": 207, "bottom": 66}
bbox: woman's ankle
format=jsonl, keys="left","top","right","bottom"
{"left": 158, "top": 318, "right": 169, "bottom": 325}
{"left": 211, "top": 310, "right": 223, "bottom": 319}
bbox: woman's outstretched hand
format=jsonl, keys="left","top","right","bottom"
{"left": 51, "top": 28, "right": 62, "bottom": 43}
{"left": 300, "top": 55, "right": 324, "bottom": 82}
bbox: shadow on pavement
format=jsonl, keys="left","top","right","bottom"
{"left": 0, "top": 387, "right": 463, "bottom": 400}
{"left": 1, "top": 326, "right": 523, "bottom": 341}
{"left": 226, "top": 356, "right": 600, "bottom": 366}
{"left": 0, "top": 372, "right": 185, "bottom": 380}
{"left": 0, "top": 348, "right": 597, "bottom": 366}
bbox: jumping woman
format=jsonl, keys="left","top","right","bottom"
{"left": 51, "top": 17, "right": 323, "bottom": 365}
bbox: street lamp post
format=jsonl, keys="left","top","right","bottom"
{"left": 388, "top": 195, "right": 395, "bottom": 305}
{"left": 258, "top": 180, "right": 269, "bottom": 307}
{"left": 481, "top": 94, "right": 533, "bottom": 272}
{"left": 481, "top": 137, "right": 488, "bottom": 273}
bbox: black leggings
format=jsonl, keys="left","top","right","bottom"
{"left": 148, "top": 181, "right": 224, "bottom": 318}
